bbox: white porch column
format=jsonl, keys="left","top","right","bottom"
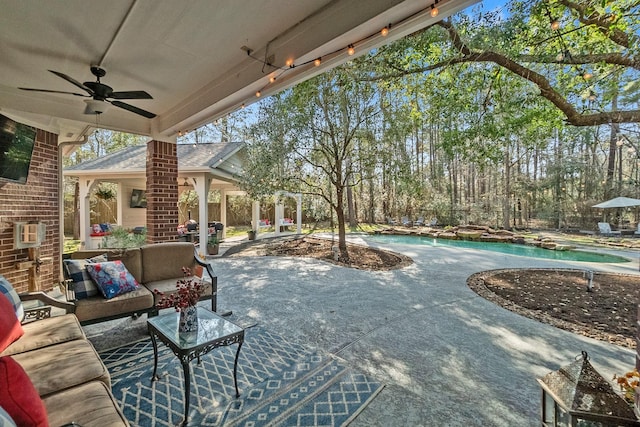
{"left": 274, "top": 192, "right": 283, "bottom": 236}
{"left": 220, "top": 189, "right": 227, "bottom": 239}
{"left": 78, "top": 179, "right": 96, "bottom": 249}
{"left": 296, "top": 193, "right": 302, "bottom": 234}
{"left": 252, "top": 200, "right": 260, "bottom": 235}
{"left": 195, "top": 174, "right": 211, "bottom": 247}
{"left": 116, "top": 182, "right": 123, "bottom": 226}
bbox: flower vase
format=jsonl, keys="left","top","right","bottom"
{"left": 179, "top": 305, "right": 198, "bottom": 333}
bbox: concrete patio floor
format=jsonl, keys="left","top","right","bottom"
{"left": 210, "top": 233, "right": 639, "bottom": 426}
{"left": 82, "top": 232, "right": 640, "bottom": 426}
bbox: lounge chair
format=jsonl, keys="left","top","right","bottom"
{"left": 597, "top": 222, "right": 622, "bottom": 236}
{"left": 401, "top": 216, "right": 412, "bottom": 227}
{"left": 635, "top": 223, "right": 640, "bottom": 236}
{"left": 387, "top": 217, "right": 396, "bottom": 226}
{"left": 414, "top": 217, "right": 425, "bottom": 226}
{"left": 428, "top": 217, "right": 438, "bottom": 227}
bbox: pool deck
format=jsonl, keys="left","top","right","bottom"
{"left": 86, "top": 232, "right": 640, "bottom": 426}
{"left": 216, "top": 232, "right": 639, "bottom": 426}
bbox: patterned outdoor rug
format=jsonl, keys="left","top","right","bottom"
{"left": 99, "top": 326, "right": 383, "bottom": 426}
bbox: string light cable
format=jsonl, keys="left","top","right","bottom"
{"left": 241, "top": 0, "right": 444, "bottom": 99}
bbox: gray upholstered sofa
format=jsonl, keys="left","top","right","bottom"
{"left": 1, "top": 294, "right": 129, "bottom": 426}
{"left": 64, "top": 242, "right": 218, "bottom": 325}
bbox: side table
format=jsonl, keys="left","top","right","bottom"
{"left": 147, "top": 307, "right": 244, "bottom": 426}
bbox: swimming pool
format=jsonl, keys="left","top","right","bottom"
{"left": 366, "top": 234, "right": 630, "bottom": 263}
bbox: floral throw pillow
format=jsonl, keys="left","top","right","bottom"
{"left": 85, "top": 260, "right": 139, "bottom": 300}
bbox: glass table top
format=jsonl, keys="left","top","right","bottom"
{"left": 147, "top": 307, "right": 243, "bottom": 350}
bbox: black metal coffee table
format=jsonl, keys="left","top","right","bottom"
{"left": 147, "top": 307, "right": 244, "bottom": 426}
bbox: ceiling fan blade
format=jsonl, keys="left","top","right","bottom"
{"left": 110, "top": 90, "right": 153, "bottom": 100}
{"left": 18, "top": 88, "right": 88, "bottom": 97}
{"left": 48, "top": 70, "right": 93, "bottom": 94}
{"left": 110, "top": 100, "right": 156, "bottom": 118}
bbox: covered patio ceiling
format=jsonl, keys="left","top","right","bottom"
{"left": 0, "top": 0, "right": 478, "bottom": 144}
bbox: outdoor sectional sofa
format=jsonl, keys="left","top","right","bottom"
{"left": 0, "top": 278, "right": 128, "bottom": 426}
{"left": 63, "top": 241, "right": 218, "bottom": 325}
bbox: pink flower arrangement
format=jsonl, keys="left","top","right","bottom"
{"left": 154, "top": 267, "right": 205, "bottom": 311}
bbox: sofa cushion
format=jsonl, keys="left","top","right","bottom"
{"left": 63, "top": 254, "right": 108, "bottom": 299}
{"left": 86, "top": 261, "right": 139, "bottom": 300}
{"left": 140, "top": 242, "right": 197, "bottom": 284}
{"left": 0, "top": 294, "right": 23, "bottom": 353}
{"left": 43, "top": 380, "right": 129, "bottom": 427}
{"left": 0, "top": 356, "right": 49, "bottom": 427}
{"left": 1, "top": 314, "right": 84, "bottom": 357}
{"left": 73, "top": 286, "right": 154, "bottom": 324}
{"left": 0, "top": 275, "right": 24, "bottom": 321}
{"left": 12, "top": 339, "right": 110, "bottom": 397}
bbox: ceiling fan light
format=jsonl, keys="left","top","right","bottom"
{"left": 84, "top": 99, "right": 108, "bottom": 114}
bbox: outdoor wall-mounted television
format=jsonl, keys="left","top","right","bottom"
{"left": 130, "top": 189, "right": 147, "bottom": 208}
{"left": 0, "top": 114, "right": 37, "bottom": 184}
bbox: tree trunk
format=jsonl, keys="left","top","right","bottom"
{"left": 503, "top": 148, "right": 511, "bottom": 230}
{"left": 335, "top": 186, "right": 348, "bottom": 259}
{"left": 346, "top": 156, "right": 356, "bottom": 228}
{"left": 605, "top": 95, "right": 619, "bottom": 199}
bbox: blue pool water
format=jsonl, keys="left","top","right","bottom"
{"left": 367, "top": 234, "right": 630, "bottom": 263}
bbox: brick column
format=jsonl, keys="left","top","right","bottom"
{"left": 146, "top": 140, "right": 178, "bottom": 244}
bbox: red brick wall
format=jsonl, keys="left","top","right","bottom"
{"left": 0, "top": 129, "right": 59, "bottom": 293}
{"left": 146, "top": 140, "right": 179, "bottom": 243}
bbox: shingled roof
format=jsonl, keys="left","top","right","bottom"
{"left": 65, "top": 142, "right": 244, "bottom": 173}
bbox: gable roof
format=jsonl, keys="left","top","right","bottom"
{"left": 64, "top": 142, "right": 244, "bottom": 180}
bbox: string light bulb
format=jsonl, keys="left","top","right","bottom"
{"left": 347, "top": 45, "right": 355, "bottom": 55}
{"left": 550, "top": 19, "right": 560, "bottom": 30}
{"left": 314, "top": 58, "right": 322, "bottom": 67}
{"left": 588, "top": 90, "right": 596, "bottom": 101}
{"left": 285, "top": 58, "right": 294, "bottom": 68}
{"left": 430, "top": 5, "right": 439, "bottom": 17}
{"left": 583, "top": 71, "right": 593, "bottom": 80}
{"left": 269, "top": 75, "right": 276, "bottom": 83}
{"left": 380, "top": 26, "right": 389, "bottom": 37}
{"left": 255, "top": 90, "right": 261, "bottom": 98}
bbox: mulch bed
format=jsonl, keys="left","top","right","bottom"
{"left": 227, "top": 236, "right": 413, "bottom": 270}
{"left": 467, "top": 269, "right": 640, "bottom": 349}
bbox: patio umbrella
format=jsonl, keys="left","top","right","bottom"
{"left": 592, "top": 196, "right": 640, "bottom": 208}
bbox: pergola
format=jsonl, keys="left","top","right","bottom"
{"left": 0, "top": 0, "right": 479, "bottom": 250}
{"left": 251, "top": 192, "right": 303, "bottom": 238}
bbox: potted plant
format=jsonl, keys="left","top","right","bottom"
{"left": 207, "top": 234, "right": 219, "bottom": 255}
